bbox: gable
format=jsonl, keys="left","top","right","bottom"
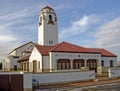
{"left": 9, "top": 41, "right": 34, "bottom": 56}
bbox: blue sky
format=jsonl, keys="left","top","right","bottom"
{"left": 0, "top": 0, "right": 120, "bottom": 60}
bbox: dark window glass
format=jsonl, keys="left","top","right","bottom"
{"left": 101, "top": 60, "right": 104, "bottom": 67}
{"left": 110, "top": 60, "right": 113, "bottom": 67}
{"left": 49, "top": 15, "right": 52, "bottom": 21}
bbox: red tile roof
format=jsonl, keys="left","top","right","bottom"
{"left": 35, "top": 41, "right": 117, "bottom": 57}
{"left": 51, "top": 42, "right": 88, "bottom": 53}
{"left": 41, "top": 5, "right": 54, "bottom": 11}
{"left": 87, "top": 48, "right": 117, "bottom": 57}
{"left": 35, "top": 45, "right": 53, "bottom": 56}
{"left": 18, "top": 55, "right": 30, "bottom": 62}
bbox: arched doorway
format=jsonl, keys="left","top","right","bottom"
{"left": 33, "top": 60, "right": 37, "bottom": 73}
{"left": 87, "top": 59, "right": 97, "bottom": 72}
{"left": 73, "top": 59, "right": 84, "bottom": 69}
{"left": 57, "top": 59, "right": 70, "bottom": 70}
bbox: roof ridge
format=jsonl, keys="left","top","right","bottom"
{"left": 50, "top": 41, "right": 89, "bottom": 53}
{"left": 50, "top": 42, "right": 63, "bottom": 51}
{"left": 9, "top": 41, "right": 34, "bottom": 54}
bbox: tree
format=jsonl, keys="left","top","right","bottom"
{"left": 0, "top": 62, "right": 2, "bottom": 69}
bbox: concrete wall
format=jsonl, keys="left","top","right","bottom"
{"left": 32, "top": 71, "right": 95, "bottom": 84}
{"left": 23, "top": 74, "right": 32, "bottom": 91}
{"left": 109, "top": 68, "right": 120, "bottom": 78}
{"left": 0, "top": 71, "right": 23, "bottom": 74}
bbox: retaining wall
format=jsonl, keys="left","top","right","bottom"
{"left": 32, "top": 70, "right": 95, "bottom": 84}
{"left": 109, "top": 67, "right": 120, "bottom": 78}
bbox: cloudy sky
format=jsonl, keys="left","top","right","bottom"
{"left": 0, "top": 0, "right": 120, "bottom": 60}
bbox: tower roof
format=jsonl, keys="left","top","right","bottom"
{"left": 41, "top": 5, "right": 54, "bottom": 11}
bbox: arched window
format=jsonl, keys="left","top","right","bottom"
{"left": 73, "top": 59, "right": 84, "bottom": 69}
{"left": 101, "top": 60, "right": 104, "bottom": 67}
{"left": 40, "top": 16, "right": 42, "bottom": 22}
{"left": 57, "top": 59, "right": 70, "bottom": 70}
{"left": 55, "top": 16, "right": 57, "bottom": 21}
{"left": 49, "top": 15, "right": 52, "bottom": 21}
{"left": 110, "top": 60, "right": 113, "bottom": 67}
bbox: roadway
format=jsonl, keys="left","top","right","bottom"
{"left": 37, "top": 82, "right": 120, "bottom": 91}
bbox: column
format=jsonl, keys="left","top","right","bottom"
{"left": 26, "top": 62, "right": 27, "bottom": 71}
{"left": 23, "top": 62, "right": 24, "bottom": 71}
{"left": 70, "top": 59, "right": 73, "bottom": 69}
{"left": 84, "top": 59, "right": 87, "bottom": 68}
{"left": 21, "top": 63, "right": 23, "bottom": 70}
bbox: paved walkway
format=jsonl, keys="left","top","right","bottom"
{"left": 37, "top": 77, "right": 120, "bottom": 90}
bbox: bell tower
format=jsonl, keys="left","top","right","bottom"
{"left": 38, "top": 5, "right": 58, "bottom": 46}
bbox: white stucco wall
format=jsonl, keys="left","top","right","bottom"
{"left": 9, "top": 42, "right": 34, "bottom": 56}
{"left": 9, "top": 57, "right": 20, "bottom": 69}
{"left": 38, "top": 8, "right": 58, "bottom": 46}
{"left": 4, "top": 58, "right": 11, "bottom": 71}
{"left": 9, "top": 51, "right": 16, "bottom": 56}
{"left": 43, "top": 56, "right": 50, "bottom": 69}
{"left": 50, "top": 52, "right": 101, "bottom": 70}
{"left": 15, "top": 42, "right": 34, "bottom": 56}
{"left": 109, "top": 68, "right": 120, "bottom": 78}
{"left": 100, "top": 57, "right": 117, "bottom": 67}
{"left": 29, "top": 47, "right": 42, "bottom": 71}
{"left": 32, "top": 70, "right": 95, "bottom": 84}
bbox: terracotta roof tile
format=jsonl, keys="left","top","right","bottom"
{"left": 35, "top": 45, "right": 53, "bottom": 56}
{"left": 35, "top": 41, "right": 117, "bottom": 57}
{"left": 41, "top": 5, "right": 54, "bottom": 11}
{"left": 87, "top": 48, "right": 117, "bottom": 57}
{"left": 18, "top": 55, "right": 30, "bottom": 62}
{"left": 51, "top": 42, "right": 88, "bottom": 53}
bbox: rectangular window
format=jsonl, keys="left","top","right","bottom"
{"left": 38, "top": 61, "right": 40, "bottom": 69}
{"left": 110, "top": 60, "right": 113, "bottom": 67}
{"left": 101, "top": 61, "right": 104, "bottom": 67}
{"left": 49, "top": 41, "right": 53, "bottom": 44}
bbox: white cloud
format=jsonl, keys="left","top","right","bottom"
{"left": 95, "top": 17, "right": 120, "bottom": 47}
{"left": 0, "top": 35, "right": 17, "bottom": 43}
{"left": 94, "top": 17, "right": 120, "bottom": 60}
{"left": 59, "top": 14, "right": 99, "bottom": 38}
{"left": 0, "top": 8, "right": 35, "bottom": 59}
